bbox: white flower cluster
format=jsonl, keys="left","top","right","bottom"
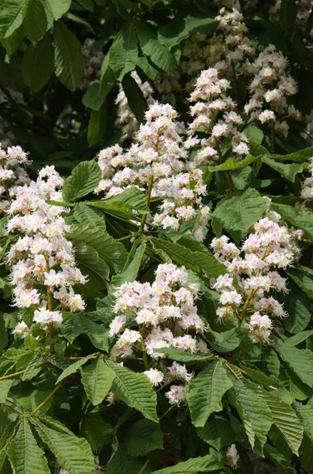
{"left": 243, "top": 44, "right": 301, "bottom": 138}
{"left": 108, "top": 263, "right": 208, "bottom": 404}
{"left": 6, "top": 166, "right": 87, "bottom": 337}
{"left": 204, "top": 8, "right": 255, "bottom": 80}
{"left": 95, "top": 103, "right": 211, "bottom": 240}
{"left": 211, "top": 210, "right": 302, "bottom": 343}
{"left": 81, "top": 38, "right": 104, "bottom": 90}
{"left": 0, "top": 144, "right": 30, "bottom": 213}
{"left": 226, "top": 444, "right": 240, "bottom": 469}
{"left": 115, "top": 71, "right": 155, "bottom": 137}
{"left": 186, "top": 68, "right": 250, "bottom": 167}
{"left": 301, "top": 157, "right": 313, "bottom": 200}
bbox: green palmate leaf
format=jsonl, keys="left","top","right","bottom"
{"left": 67, "top": 224, "right": 127, "bottom": 274}
{"left": 19, "top": 307, "right": 34, "bottom": 327}
{"left": 74, "top": 241, "right": 109, "bottom": 291}
{"left": 151, "top": 237, "right": 225, "bottom": 277}
{"left": 188, "top": 360, "right": 233, "bottom": 427}
{"left": 271, "top": 146, "right": 313, "bottom": 162}
{"left": 240, "top": 366, "right": 279, "bottom": 388}
{"left": 0, "top": 313, "right": 8, "bottom": 352}
{"left": 158, "top": 13, "right": 189, "bottom": 49}
{"left": 196, "top": 415, "right": 236, "bottom": 451}
{"left": 229, "top": 378, "right": 273, "bottom": 456}
{"left": 39, "top": 0, "right": 71, "bottom": 20}
{"left": 264, "top": 444, "right": 296, "bottom": 474}
{"left": 0, "top": 380, "right": 12, "bottom": 403}
{"left": 53, "top": 20, "right": 85, "bottom": 91}
{"left": 243, "top": 124, "right": 264, "bottom": 144}
{"left": 271, "top": 202, "right": 313, "bottom": 242}
{"left": 105, "top": 359, "right": 158, "bottom": 422}
{"left": 0, "top": 0, "right": 26, "bottom": 39}
{"left": 136, "top": 54, "right": 158, "bottom": 79}
{"left": 275, "top": 340, "right": 313, "bottom": 388}
{"left": 111, "top": 240, "right": 146, "bottom": 287}
{"left": 280, "top": 0, "right": 297, "bottom": 30}
{"left": 0, "top": 46, "right": 24, "bottom": 92}
{"left": 136, "top": 22, "right": 177, "bottom": 75}
{"left": 295, "top": 397, "right": 313, "bottom": 430}
{"left": 261, "top": 156, "right": 309, "bottom": 182}
{"left": 299, "top": 433, "right": 313, "bottom": 474}
{"left": 22, "top": 353, "right": 43, "bottom": 381}
{"left": 65, "top": 12, "right": 95, "bottom": 34}
{"left": 122, "top": 72, "right": 147, "bottom": 123}
{"left": 61, "top": 314, "right": 108, "bottom": 351}
{"left": 30, "top": 415, "right": 94, "bottom": 474}
{"left": 74, "top": 203, "right": 106, "bottom": 230}
{"left": 110, "top": 22, "right": 138, "bottom": 81}
{"left": 283, "top": 280, "right": 311, "bottom": 334}
{"left": 153, "top": 347, "right": 215, "bottom": 363}
{"left": 63, "top": 161, "right": 101, "bottom": 202}
{"left": 258, "top": 390, "right": 303, "bottom": 455}
{"left": 87, "top": 102, "right": 108, "bottom": 146}
{"left": 82, "top": 80, "right": 111, "bottom": 111}
{"left": 286, "top": 329, "right": 313, "bottom": 347}
{"left": 122, "top": 419, "right": 164, "bottom": 456}
{"left": 8, "top": 418, "right": 50, "bottom": 474}
{"left": 80, "top": 413, "right": 112, "bottom": 453}
{"left": 1, "top": 25, "right": 24, "bottom": 56}
{"left": 81, "top": 355, "right": 115, "bottom": 405}
{"left": 286, "top": 268, "right": 313, "bottom": 298}
{"left": 23, "top": 0, "right": 47, "bottom": 43}
{"left": 212, "top": 188, "right": 267, "bottom": 233}
{"left": 105, "top": 186, "right": 150, "bottom": 215}
{"left": 185, "top": 13, "right": 218, "bottom": 35}
{"left": 150, "top": 453, "right": 223, "bottom": 474}
{"left": 106, "top": 436, "right": 149, "bottom": 474}
{"left": 76, "top": 0, "right": 94, "bottom": 11}
{"left": 207, "top": 154, "right": 258, "bottom": 172}
{"left": 209, "top": 328, "right": 246, "bottom": 353}
{"left": 55, "top": 353, "right": 97, "bottom": 384}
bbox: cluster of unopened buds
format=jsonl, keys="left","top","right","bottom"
{"left": 0, "top": 144, "right": 30, "bottom": 213}
{"left": 211, "top": 208, "right": 303, "bottom": 343}
{"left": 95, "top": 102, "right": 211, "bottom": 240}
{"left": 108, "top": 263, "right": 208, "bottom": 405}
{"left": 5, "top": 163, "right": 86, "bottom": 338}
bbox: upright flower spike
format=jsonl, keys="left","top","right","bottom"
{"left": 242, "top": 44, "right": 301, "bottom": 140}
{"left": 95, "top": 102, "right": 211, "bottom": 240}
{"left": 186, "top": 68, "right": 250, "bottom": 168}
{"left": 6, "top": 166, "right": 87, "bottom": 338}
{"left": 0, "top": 144, "right": 30, "bottom": 214}
{"left": 211, "top": 208, "right": 302, "bottom": 342}
{"left": 108, "top": 263, "right": 205, "bottom": 404}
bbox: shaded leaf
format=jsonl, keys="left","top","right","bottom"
{"left": 53, "top": 20, "right": 85, "bottom": 91}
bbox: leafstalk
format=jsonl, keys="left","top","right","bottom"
{"left": 32, "top": 382, "right": 63, "bottom": 414}
{"left": 158, "top": 404, "right": 176, "bottom": 422}
{"left": 140, "top": 175, "right": 153, "bottom": 233}
{"left": 137, "top": 457, "right": 152, "bottom": 474}
{"left": 0, "top": 370, "right": 25, "bottom": 381}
